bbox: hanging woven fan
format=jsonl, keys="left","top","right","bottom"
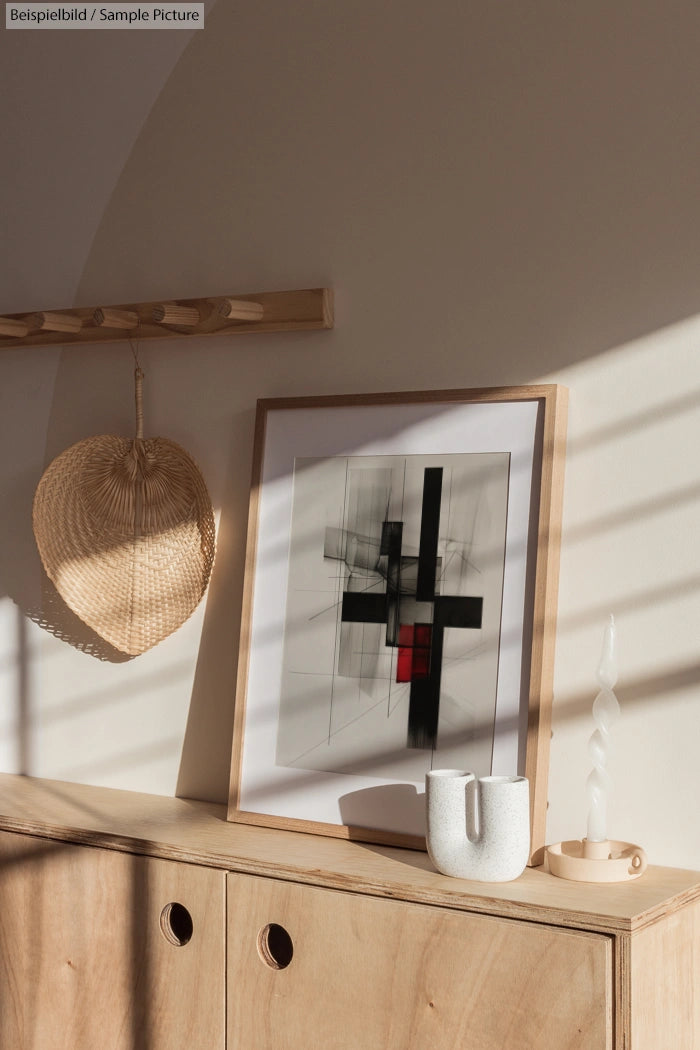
{"left": 32, "top": 367, "right": 216, "bottom": 656}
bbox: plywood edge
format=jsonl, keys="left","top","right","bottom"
{"left": 615, "top": 933, "right": 633, "bottom": 1050}
{"left": 628, "top": 882, "right": 700, "bottom": 932}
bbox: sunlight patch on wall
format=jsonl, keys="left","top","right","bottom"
{"left": 538, "top": 314, "right": 700, "bottom": 862}
{"left": 34, "top": 605, "right": 206, "bottom": 795}
{"left": 539, "top": 312, "right": 700, "bottom": 690}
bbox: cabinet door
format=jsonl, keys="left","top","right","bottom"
{"left": 227, "top": 873, "right": 613, "bottom": 1050}
{"left": 0, "top": 830, "right": 225, "bottom": 1050}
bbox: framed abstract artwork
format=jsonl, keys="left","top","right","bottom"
{"left": 228, "top": 386, "right": 567, "bottom": 860}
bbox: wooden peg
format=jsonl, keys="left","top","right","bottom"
{"left": 218, "top": 298, "right": 264, "bottom": 322}
{"left": 0, "top": 317, "right": 29, "bottom": 338}
{"left": 152, "top": 303, "right": 200, "bottom": 326}
{"left": 93, "top": 307, "right": 139, "bottom": 330}
{"left": 29, "top": 311, "right": 83, "bottom": 334}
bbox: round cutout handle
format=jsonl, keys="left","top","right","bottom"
{"left": 257, "top": 923, "right": 294, "bottom": 970}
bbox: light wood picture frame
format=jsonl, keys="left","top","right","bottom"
{"left": 228, "top": 386, "right": 568, "bottom": 862}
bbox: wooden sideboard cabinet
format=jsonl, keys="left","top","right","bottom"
{"left": 0, "top": 774, "right": 697, "bottom": 1050}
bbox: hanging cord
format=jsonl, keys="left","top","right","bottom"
{"left": 127, "top": 337, "right": 145, "bottom": 542}
{"left": 128, "top": 336, "right": 145, "bottom": 441}
{"left": 134, "top": 367, "right": 145, "bottom": 441}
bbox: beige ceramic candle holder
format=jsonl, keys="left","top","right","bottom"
{"left": 546, "top": 837, "right": 647, "bottom": 883}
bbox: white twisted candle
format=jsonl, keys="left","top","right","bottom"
{"left": 586, "top": 615, "right": 620, "bottom": 843}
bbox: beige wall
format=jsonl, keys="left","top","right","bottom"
{"left": 2, "top": 2, "right": 700, "bottom": 868}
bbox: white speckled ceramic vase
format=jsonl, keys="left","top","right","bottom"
{"left": 425, "top": 769, "right": 530, "bottom": 882}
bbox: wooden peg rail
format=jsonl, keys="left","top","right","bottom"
{"left": 0, "top": 288, "right": 333, "bottom": 350}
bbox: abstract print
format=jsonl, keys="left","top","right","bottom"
{"left": 276, "top": 452, "right": 510, "bottom": 782}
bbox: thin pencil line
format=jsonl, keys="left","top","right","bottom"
{"left": 287, "top": 689, "right": 401, "bottom": 765}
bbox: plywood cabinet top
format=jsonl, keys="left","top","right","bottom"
{"left": 0, "top": 773, "right": 697, "bottom": 936}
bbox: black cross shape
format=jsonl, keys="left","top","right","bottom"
{"left": 340, "top": 467, "right": 483, "bottom": 749}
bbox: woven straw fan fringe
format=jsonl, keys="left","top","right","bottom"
{"left": 33, "top": 367, "right": 216, "bottom": 656}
